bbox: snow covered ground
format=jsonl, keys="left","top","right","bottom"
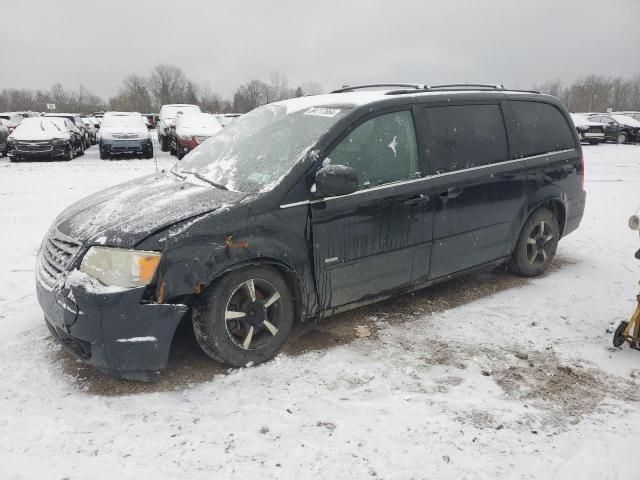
{"left": 1, "top": 138, "right": 639, "bottom": 479}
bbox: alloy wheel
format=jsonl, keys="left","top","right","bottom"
{"left": 224, "top": 278, "right": 282, "bottom": 350}
{"left": 526, "top": 220, "right": 554, "bottom": 265}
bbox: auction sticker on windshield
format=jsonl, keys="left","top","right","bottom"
{"left": 304, "top": 107, "right": 342, "bottom": 117}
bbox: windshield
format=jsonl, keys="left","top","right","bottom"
{"left": 161, "top": 105, "right": 201, "bottom": 120}
{"left": 177, "top": 103, "right": 351, "bottom": 193}
{"left": 612, "top": 114, "right": 640, "bottom": 126}
{"left": 101, "top": 115, "right": 146, "bottom": 128}
{"left": 13, "top": 117, "right": 64, "bottom": 134}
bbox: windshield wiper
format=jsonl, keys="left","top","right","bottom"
{"left": 192, "top": 172, "right": 228, "bottom": 190}
{"left": 169, "top": 165, "right": 186, "bottom": 180}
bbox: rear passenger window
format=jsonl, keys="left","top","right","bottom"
{"left": 422, "top": 105, "right": 508, "bottom": 174}
{"left": 510, "top": 101, "right": 575, "bottom": 157}
{"left": 328, "top": 110, "right": 419, "bottom": 189}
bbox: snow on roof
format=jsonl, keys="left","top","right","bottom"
{"left": 273, "top": 88, "right": 541, "bottom": 113}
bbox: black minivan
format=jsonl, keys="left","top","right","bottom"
{"left": 36, "top": 84, "right": 586, "bottom": 380}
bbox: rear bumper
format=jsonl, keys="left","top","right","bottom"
{"left": 563, "top": 190, "right": 587, "bottom": 237}
{"left": 36, "top": 275, "right": 188, "bottom": 381}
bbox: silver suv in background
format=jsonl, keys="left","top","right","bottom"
{"left": 157, "top": 104, "right": 201, "bottom": 152}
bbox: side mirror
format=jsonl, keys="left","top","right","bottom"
{"left": 315, "top": 164, "right": 358, "bottom": 197}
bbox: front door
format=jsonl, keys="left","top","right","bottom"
{"left": 419, "top": 102, "right": 526, "bottom": 279}
{"left": 310, "top": 109, "right": 434, "bottom": 310}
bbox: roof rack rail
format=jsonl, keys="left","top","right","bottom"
{"left": 428, "top": 83, "right": 505, "bottom": 90}
{"left": 331, "top": 83, "right": 427, "bottom": 94}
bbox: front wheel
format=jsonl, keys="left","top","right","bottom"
{"left": 193, "top": 266, "right": 294, "bottom": 367}
{"left": 510, "top": 208, "right": 559, "bottom": 277}
{"left": 64, "top": 144, "right": 73, "bottom": 161}
{"left": 617, "top": 133, "right": 628, "bottom": 144}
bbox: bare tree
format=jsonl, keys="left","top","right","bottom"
{"left": 300, "top": 81, "right": 324, "bottom": 96}
{"left": 149, "top": 64, "right": 187, "bottom": 105}
{"left": 233, "top": 79, "right": 270, "bottom": 113}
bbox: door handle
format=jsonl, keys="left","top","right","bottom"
{"left": 402, "top": 194, "right": 430, "bottom": 207}
{"left": 440, "top": 187, "right": 462, "bottom": 199}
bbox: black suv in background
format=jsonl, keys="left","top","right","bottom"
{"left": 588, "top": 113, "right": 640, "bottom": 144}
{"left": 36, "top": 84, "right": 585, "bottom": 380}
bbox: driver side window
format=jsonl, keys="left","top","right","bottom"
{"left": 328, "top": 110, "right": 419, "bottom": 189}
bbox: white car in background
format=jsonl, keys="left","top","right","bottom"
{"left": 98, "top": 112, "right": 153, "bottom": 159}
{"left": 170, "top": 112, "right": 223, "bottom": 159}
{"left": 157, "top": 104, "right": 201, "bottom": 152}
{"left": 569, "top": 113, "right": 606, "bottom": 145}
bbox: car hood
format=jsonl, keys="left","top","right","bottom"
{"left": 101, "top": 126, "right": 148, "bottom": 136}
{"left": 55, "top": 172, "right": 248, "bottom": 248}
{"left": 10, "top": 130, "right": 69, "bottom": 141}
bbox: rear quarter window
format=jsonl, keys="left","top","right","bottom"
{"left": 422, "top": 104, "right": 508, "bottom": 174}
{"left": 510, "top": 101, "right": 576, "bottom": 157}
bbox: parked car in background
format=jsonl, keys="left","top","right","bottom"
{"left": 35, "top": 84, "right": 585, "bottom": 380}
{"left": 614, "top": 111, "right": 640, "bottom": 122}
{"left": 0, "top": 120, "right": 9, "bottom": 156}
{"left": 157, "top": 104, "right": 201, "bottom": 151}
{"left": 81, "top": 116, "right": 98, "bottom": 144}
{"left": 0, "top": 113, "right": 24, "bottom": 134}
{"left": 569, "top": 113, "right": 606, "bottom": 144}
{"left": 98, "top": 113, "right": 153, "bottom": 159}
{"left": 44, "top": 113, "right": 91, "bottom": 149}
{"left": 588, "top": 113, "right": 640, "bottom": 144}
{"left": 169, "top": 112, "right": 222, "bottom": 159}
{"left": 7, "top": 117, "right": 83, "bottom": 162}
{"left": 214, "top": 113, "right": 242, "bottom": 127}
{"left": 143, "top": 114, "right": 157, "bottom": 129}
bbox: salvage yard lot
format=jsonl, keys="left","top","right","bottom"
{"left": 1, "top": 139, "right": 640, "bottom": 479}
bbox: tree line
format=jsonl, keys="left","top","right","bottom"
{"left": 0, "top": 64, "right": 324, "bottom": 115}
{"left": 534, "top": 74, "right": 640, "bottom": 112}
{"left": 2, "top": 67, "right": 639, "bottom": 115}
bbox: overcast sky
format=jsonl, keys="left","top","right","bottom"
{"left": 2, "top": 0, "right": 639, "bottom": 99}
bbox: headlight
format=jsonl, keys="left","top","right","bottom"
{"left": 178, "top": 133, "right": 193, "bottom": 140}
{"left": 80, "top": 247, "right": 161, "bottom": 288}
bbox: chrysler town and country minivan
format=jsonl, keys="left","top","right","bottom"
{"left": 36, "top": 83, "right": 586, "bottom": 380}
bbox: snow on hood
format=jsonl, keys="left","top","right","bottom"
{"left": 54, "top": 172, "right": 247, "bottom": 248}
{"left": 100, "top": 125, "right": 149, "bottom": 136}
{"left": 9, "top": 118, "right": 70, "bottom": 141}
{"left": 176, "top": 124, "right": 222, "bottom": 137}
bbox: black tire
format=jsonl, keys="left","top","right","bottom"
{"left": 160, "top": 134, "right": 169, "bottom": 152}
{"left": 144, "top": 147, "right": 153, "bottom": 159}
{"left": 99, "top": 149, "right": 108, "bottom": 160}
{"left": 193, "top": 266, "right": 294, "bottom": 367}
{"left": 510, "top": 208, "right": 559, "bottom": 277}
{"left": 617, "top": 133, "right": 628, "bottom": 144}
{"left": 613, "top": 321, "right": 628, "bottom": 347}
{"left": 64, "top": 145, "right": 73, "bottom": 161}
{"left": 588, "top": 140, "right": 599, "bottom": 145}
{"left": 77, "top": 139, "right": 85, "bottom": 156}
{"left": 177, "top": 149, "right": 185, "bottom": 160}
{"left": 169, "top": 139, "right": 177, "bottom": 156}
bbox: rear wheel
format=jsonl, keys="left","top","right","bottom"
{"left": 160, "top": 134, "right": 169, "bottom": 152}
{"left": 510, "top": 208, "right": 559, "bottom": 277}
{"left": 617, "top": 132, "right": 628, "bottom": 144}
{"left": 193, "top": 266, "right": 294, "bottom": 367}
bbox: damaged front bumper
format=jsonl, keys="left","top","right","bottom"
{"left": 36, "top": 274, "right": 189, "bottom": 381}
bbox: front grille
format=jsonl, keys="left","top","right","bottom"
{"left": 16, "top": 141, "right": 52, "bottom": 152}
{"left": 112, "top": 133, "right": 138, "bottom": 139}
{"left": 38, "top": 229, "right": 82, "bottom": 286}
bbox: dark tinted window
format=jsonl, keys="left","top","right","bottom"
{"left": 423, "top": 104, "right": 508, "bottom": 174}
{"left": 511, "top": 101, "right": 575, "bottom": 157}
{"left": 328, "top": 110, "right": 419, "bottom": 189}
